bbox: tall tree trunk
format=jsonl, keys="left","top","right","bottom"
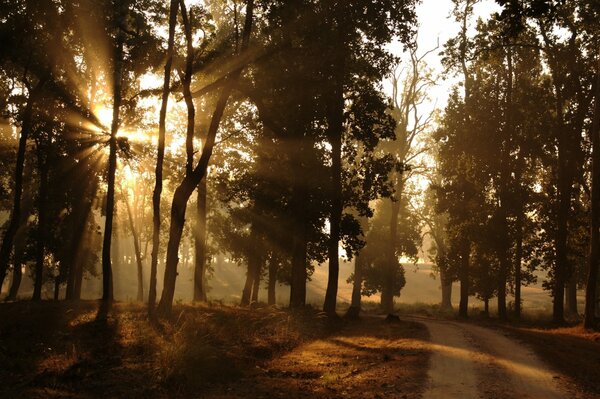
{"left": 251, "top": 261, "right": 260, "bottom": 303}
{"left": 156, "top": 0, "right": 254, "bottom": 317}
{"left": 124, "top": 191, "right": 144, "bottom": 302}
{"left": 440, "top": 268, "right": 453, "bottom": 311}
{"left": 585, "top": 57, "right": 600, "bottom": 329}
{"left": 101, "top": 5, "right": 125, "bottom": 303}
{"left": 350, "top": 254, "right": 363, "bottom": 310}
{"left": 0, "top": 83, "right": 40, "bottom": 291}
{"left": 66, "top": 179, "right": 96, "bottom": 300}
{"left": 7, "top": 238, "right": 25, "bottom": 301}
{"left": 32, "top": 146, "right": 48, "bottom": 301}
{"left": 193, "top": 178, "right": 207, "bottom": 302}
{"left": 289, "top": 216, "right": 308, "bottom": 308}
{"left": 323, "top": 61, "right": 344, "bottom": 316}
{"left": 383, "top": 183, "right": 401, "bottom": 314}
{"left": 458, "top": 239, "right": 470, "bottom": 318}
{"left": 241, "top": 232, "right": 259, "bottom": 306}
{"left": 267, "top": 255, "right": 277, "bottom": 305}
{"left": 514, "top": 211, "right": 523, "bottom": 319}
{"left": 566, "top": 278, "right": 578, "bottom": 316}
{"left": 496, "top": 44, "right": 513, "bottom": 321}
{"left": 149, "top": 0, "right": 179, "bottom": 313}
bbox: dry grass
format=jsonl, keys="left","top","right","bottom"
{"left": 0, "top": 301, "right": 337, "bottom": 398}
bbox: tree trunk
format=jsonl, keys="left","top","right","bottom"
{"left": 32, "top": 146, "right": 48, "bottom": 301}
{"left": 323, "top": 64, "right": 344, "bottom": 316}
{"left": 458, "top": 240, "right": 469, "bottom": 318}
{"left": 156, "top": 0, "right": 254, "bottom": 318}
{"left": 381, "top": 286, "right": 394, "bottom": 314}
{"left": 7, "top": 264, "right": 22, "bottom": 301}
{"left": 484, "top": 298, "right": 489, "bottom": 317}
{"left": 101, "top": 4, "right": 125, "bottom": 304}
{"left": 585, "top": 57, "right": 600, "bottom": 329}
{"left": 566, "top": 278, "right": 578, "bottom": 316}
{"left": 514, "top": 211, "right": 523, "bottom": 319}
{"left": 251, "top": 261, "right": 260, "bottom": 303}
{"left": 149, "top": 0, "right": 178, "bottom": 313}
{"left": 66, "top": 180, "right": 96, "bottom": 300}
{"left": 289, "top": 217, "right": 308, "bottom": 308}
{"left": 0, "top": 83, "right": 40, "bottom": 291}
{"left": 241, "top": 236, "right": 259, "bottom": 306}
{"left": 383, "top": 185, "right": 401, "bottom": 315}
{"left": 193, "top": 178, "right": 207, "bottom": 302}
{"left": 350, "top": 254, "right": 362, "bottom": 310}
{"left": 53, "top": 278, "right": 60, "bottom": 300}
{"left": 267, "top": 255, "right": 277, "bottom": 305}
{"left": 124, "top": 191, "right": 144, "bottom": 302}
{"left": 440, "top": 268, "right": 453, "bottom": 311}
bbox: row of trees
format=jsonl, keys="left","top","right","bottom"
{"left": 433, "top": 0, "right": 600, "bottom": 325}
{"left": 0, "top": 0, "right": 425, "bottom": 317}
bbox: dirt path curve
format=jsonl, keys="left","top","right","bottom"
{"left": 410, "top": 316, "right": 569, "bottom": 399}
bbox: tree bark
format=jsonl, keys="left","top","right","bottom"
{"left": 514, "top": 211, "right": 523, "bottom": 318}
{"left": 101, "top": 3, "right": 125, "bottom": 303}
{"left": 149, "top": 0, "right": 179, "bottom": 313}
{"left": 350, "top": 254, "right": 363, "bottom": 310}
{"left": 566, "top": 278, "right": 578, "bottom": 316}
{"left": 32, "top": 145, "right": 48, "bottom": 301}
{"left": 267, "top": 255, "right": 277, "bottom": 305}
{"left": 289, "top": 216, "right": 308, "bottom": 308}
{"left": 458, "top": 240, "right": 470, "bottom": 318}
{"left": 0, "top": 82, "right": 41, "bottom": 291}
{"left": 383, "top": 182, "right": 401, "bottom": 314}
{"left": 124, "top": 190, "right": 144, "bottom": 302}
{"left": 251, "top": 260, "right": 260, "bottom": 303}
{"left": 323, "top": 58, "right": 344, "bottom": 316}
{"left": 585, "top": 57, "right": 600, "bottom": 329}
{"left": 440, "top": 268, "right": 453, "bottom": 311}
{"left": 193, "top": 178, "right": 208, "bottom": 302}
{"left": 156, "top": 0, "right": 254, "bottom": 317}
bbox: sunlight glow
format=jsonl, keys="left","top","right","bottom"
{"left": 94, "top": 104, "right": 113, "bottom": 130}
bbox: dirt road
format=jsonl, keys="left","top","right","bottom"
{"left": 413, "top": 317, "right": 575, "bottom": 399}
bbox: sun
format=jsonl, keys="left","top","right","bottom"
{"left": 94, "top": 105, "right": 113, "bottom": 129}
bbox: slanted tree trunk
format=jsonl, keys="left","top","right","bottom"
{"left": 585, "top": 57, "right": 600, "bottom": 329}
{"left": 157, "top": 0, "right": 254, "bottom": 318}
{"left": 7, "top": 238, "right": 25, "bottom": 301}
{"left": 32, "top": 145, "right": 48, "bottom": 301}
{"left": 251, "top": 260, "right": 261, "bottom": 303}
{"left": 124, "top": 190, "right": 144, "bottom": 302}
{"left": 193, "top": 178, "right": 207, "bottom": 302}
{"left": 149, "top": 0, "right": 179, "bottom": 313}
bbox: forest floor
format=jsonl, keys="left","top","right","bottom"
{"left": 2, "top": 300, "right": 599, "bottom": 399}
{"left": 0, "top": 301, "right": 429, "bottom": 399}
